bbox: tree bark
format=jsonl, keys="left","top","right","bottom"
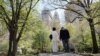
{"left": 7, "top": 31, "right": 14, "bottom": 56}
{"left": 7, "top": 33, "right": 13, "bottom": 56}
{"left": 12, "top": 32, "right": 17, "bottom": 56}
{"left": 12, "top": 42, "right": 17, "bottom": 56}
{"left": 7, "top": 34, "right": 18, "bottom": 56}
{"left": 88, "top": 19, "right": 99, "bottom": 53}
{"left": 7, "top": 23, "right": 18, "bottom": 56}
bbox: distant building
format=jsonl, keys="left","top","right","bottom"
{"left": 41, "top": 7, "right": 52, "bottom": 29}
{"left": 52, "top": 11, "right": 60, "bottom": 32}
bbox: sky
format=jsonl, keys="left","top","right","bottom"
{"left": 37, "top": 0, "right": 99, "bottom": 12}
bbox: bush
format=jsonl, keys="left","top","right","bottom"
{"left": 0, "top": 40, "right": 8, "bottom": 53}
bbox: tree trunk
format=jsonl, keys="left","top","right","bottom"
{"left": 12, "top": 42, "right": 17, "bottom": 56}
{"left": 7, "top": 33, "right": 13, "bottom": 56}
{"left": 7, "top": 29, "right": 15, "bottom": 56}
{"left": 7, "top": 26, "right": 18, "bottom": 56}
{"left": 88, "top": 19, "right": 99, "bottom": 53}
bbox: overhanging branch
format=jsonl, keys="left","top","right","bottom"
{"left": 9, "top": 0, "right": 14, "bottom": 18}
{"left": 94, "top": 22, "right": 100, "bottom": 25}
{"left": 16, "top": 0, "right": 23, "bottom": 22}
{"left": 64, "top": 7, "right": 86, "bottom": 19}
{"left": 0, "top": 5, "right": 11, "bottom": 21}
{"left": 31, "top": 0, "right": 39, "bottom": 9}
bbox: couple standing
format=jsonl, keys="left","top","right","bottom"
{"left": 50, "top": 27, "right": 70, "bottom": 53}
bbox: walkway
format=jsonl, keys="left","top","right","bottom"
{"left": 38, "top": 52, "right": 83, "bottom": 56}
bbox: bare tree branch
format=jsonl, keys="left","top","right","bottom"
{"left": 47, "top": 0, "right": 68, "bottom": 10}
{"left": 9, "top": 0, "right": 15, "bottom": 19}
{"left": 93, "top": 14, "right": 100, "bottom": 18}
{"left": 70, "top": 16, "right": 83, "bottom": 23}
{"left": 94, "top": 22, "right": 100, "bottom": 25}
{"left": 32, "top": 0, "right": 40, "bottom": 8}
{"left": 87, "top": 0, "right": 90, "bottom": 8}
{"left": 78, "top": 0, "right": 85, "bottom": 8}
{"left": 17, "top": 0, "right": 35, "bottom": 42}
{"left": 21, "top": 1, "right": 31, "bottom": 8}
{"left": 64, "top": 7, "right": 87, "bottom": 19}
{"left": 83, "top": 0, "right": 87, "bottom": 7}
{"left": 2, "top": 16, "right": 9, "bottom": 26}
{"left": 0, "top": 13, "right": 9, "bottom": 29}
{"left": 0, "top": 5, "right": 11, "bottom": 21}
{"left": 90, "top": 0, "right": 93, "bottom": 4}
{"left": 92, "top": 4, "right": 100, "bottom": 18}
{"left": 16, "top": 0, "right": 23, "bottom": 22}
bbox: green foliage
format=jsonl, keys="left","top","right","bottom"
{"left": 0, "top": 40, "right": 8, "bottom": 53}
{"left": 0, "top": 19, "right": 8, "bottom": 53}
{"left": 66, "top": 23, "right": 78, "bottom": 38}
{"left": 0, "top": 0, "right": 99, "bottom": 55}
{"left": 32, "top": 28, "right": 51, "bottom": 53}
{"left": 0, "top": 21, "right": 7, "bottom": 36}
{"left": 0, "top": 0, "right": 3, "bottom": 5}
{"left": 65, "top": 20, "right": 94, "bottom": 53}
{"left": 17, "top": 10, "right": 51, "bottom": 54}
{"left": 77, "top": 30, "right": 93, "bottom": 53}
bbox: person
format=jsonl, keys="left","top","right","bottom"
{"left": 60, "top": 27, "right": 70, "bottom": 52}
{"left": 49, "top": 34, "right": 52, "bottom": 41}
{"left": 51, "top": 27, "right": 59, "bottom": 52}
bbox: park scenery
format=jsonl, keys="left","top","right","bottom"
{"left": 0, "top": 0, "right": 100, "bottom": 56}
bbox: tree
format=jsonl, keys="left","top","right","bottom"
{"left": 66, "top": 0, "right": 100, "bottom": 53}
{"left": 0, "top": 0, "right": 39, "bottom": 56}
{"left": 94, "top": 2, "right": 100, "bottom": 46}
{"left": 49, "top": 0, "right": 100, "bottom": 53}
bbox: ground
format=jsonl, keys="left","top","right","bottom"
{"left": 38, "top": 52, "right": 82, "bottom": 56}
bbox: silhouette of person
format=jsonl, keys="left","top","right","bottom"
{"left": 60, "top": 27, "right": 70, "bottom": 52}
{"left": 49, "top": 34, "right": 52, "bottom": 41}
{"left": 51, "top": 27, "right": 59, "bottom": 52}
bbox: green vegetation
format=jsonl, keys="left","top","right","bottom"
{"left": 0, "top": 0, "right": 100, "bottom": 56}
